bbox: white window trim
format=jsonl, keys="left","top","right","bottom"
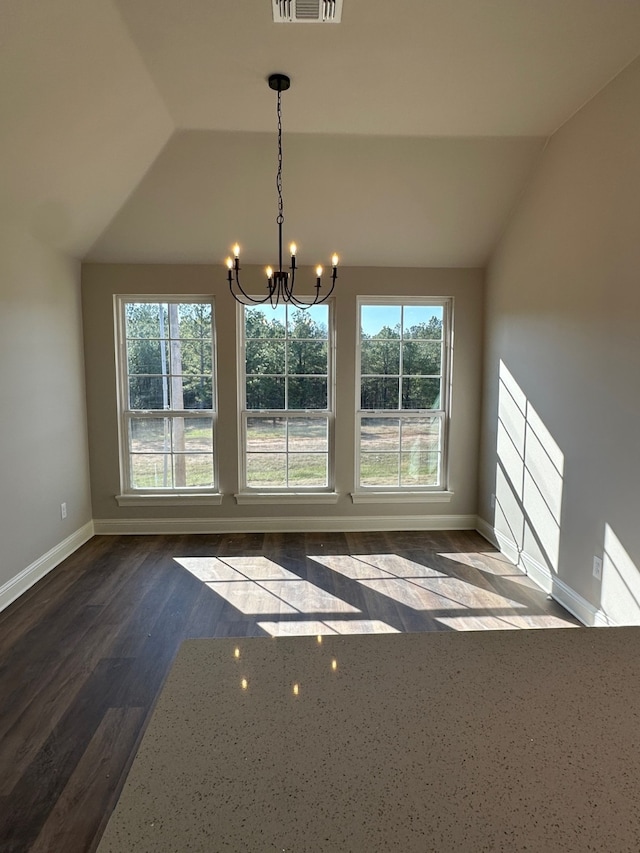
{"left": 236, "top": 299, "right": 336, "bottom": 496}
{"left": 350, "top": 490, "right": 453, "bottom": 504}
{"left": 116, "top": 493, "right": 224, "bottom": 507}
{"left": 235, "top": 491, "right": 339, "bottom": 505}
{"left": 114, "top": 294, "right": 221, "bottom": 499}
{"left": 353, "top": 296, "right": 453, "bottom": 498}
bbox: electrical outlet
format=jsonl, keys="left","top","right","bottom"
{"left": 490, "top": 493, "right": 496, "bottom": 509}
{"left": 593, "top": 555, "right": 602, "bottom": 580}
{"left": 60, "top": 502, "right": 67, "bottom": 520}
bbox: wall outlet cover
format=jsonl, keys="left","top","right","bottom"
{"left": 593, "top": 555, "right": 603, "bottom": 580}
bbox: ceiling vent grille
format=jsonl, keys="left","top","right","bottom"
{"left": 272, "top": 0, "right": 342, "bottom": 23}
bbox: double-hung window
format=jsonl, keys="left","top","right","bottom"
{"left": 356, "top": 298, "right": 451, "bottom": 493}
{"left": 115, "top": 297, "right": 217, "bottom": 497}
{"left": 239, "top": 303, "right": 334, "bottom": 493}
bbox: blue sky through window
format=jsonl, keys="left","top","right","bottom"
{"left": 360, "top": 304, "right": 443, "bottom": 338}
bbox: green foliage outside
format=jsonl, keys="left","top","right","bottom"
{"left": 360, "top": 314, "right": 443, "bottom": 410}
{"left": 125, "top": 302, "right": 213, "bottom": 410}
{"left": 245, "top": 305, "right": 328, "bottom": 410}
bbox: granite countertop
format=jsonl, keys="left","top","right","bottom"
{"left": 97, "top": 628, "right": 640, "bottom": 852}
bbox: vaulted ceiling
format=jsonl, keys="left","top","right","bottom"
{"left": 2, "top": 0, "right": 640, "bottom": 267}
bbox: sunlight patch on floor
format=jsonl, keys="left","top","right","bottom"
{"left": 256, "top": 619, "right": 398, "bottom": 637}
{"left": 201, "top": 579, "right": 361, "bottom": 616}
{"left": 311, "top": 554, "right": 526, "bottom": 611}
{"left": 437, "top": 551, "right": 533, "bottom": 582}
{"left": 174, "top": 550, "right": 577, "bottom": 634}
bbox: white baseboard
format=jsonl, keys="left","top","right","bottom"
{"left": 475, "top": 516, "right": 500, "bottom": 549}
{"left": 93, "top": 514, "right": 478, "bottom": 536}
{"left": 476, "top": 518, "right": 524, "bottom": 567}
{"left": 475, "top": 516, "right": 613, "bottom": 628}
{"left": 552, "top": 575, "right": 614, "bottom": 627}
{"left": 0, "top": 520, "right": 95, "bottom": 613}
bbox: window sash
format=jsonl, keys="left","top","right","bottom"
{"left": 239, "top": 302, "right": 335, "bottom": 491}
{"left": 356, "top": 411, "right": 444, "bottom": 489}
{"left": 356, "top": 298, "right": 451, "bottom": 491}
{"left": 123, "top": 411, "right": 216, "bottom": 492}
{"left": 116, "top": 297, "right": 217, "bottom": 494}
{"left": 241, "top": 412, "right": 333, "bottom": 491}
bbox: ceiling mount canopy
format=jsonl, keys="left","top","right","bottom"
{"left": 225, "top": 74, "right": 339, "bottom": 309}
{"left": 267, "top": 72, "right": 290, "bottom": 92}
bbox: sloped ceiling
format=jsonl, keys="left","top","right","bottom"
{"left": 2, "top": 0, "right": 640, "bottom": 266}
{"left": 89, "top": 130, "right": 544, "bottom": 267}
{"left": 0, "top": 0, "right": 173, "bottom": 258}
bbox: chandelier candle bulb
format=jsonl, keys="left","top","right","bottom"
{"left": 266, "top": 266, "right": 273, "bottom": 280}
{"left": 233, "top": 244, "right": 240, "bottom": 258}
{"left": 316, "top": 265, "right": 323, "bottom": 279}
{"left": 332, "top": 254, "right": 339, "bottom": 267}
{"left": 290, "top": 242, "right": 297, "bottom": 256}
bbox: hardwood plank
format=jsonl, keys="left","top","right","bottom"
{"left": 0, "top": 658, "right": 134, "bottom": 852}
{"left": 0, "top": 537, "right": 115, "bottom": 660}
{"left": 29, "top": 707, "right": 146, "bottom": 853}
{"left": 0, "top": 611, "right": 118, "bottom": 796}
{"left": 0, "top": 545, "right": 178, "bottom": 792}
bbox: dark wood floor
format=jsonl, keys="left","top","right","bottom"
{"left": 0, "top": 530, "right": 579, "bottom": 853}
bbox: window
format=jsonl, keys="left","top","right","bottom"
{"left": 356, "top": 298, "right": 451, "bottom": 492}
{"left": 115, "top": 297, "right": 217, "bottom": 496}
{"left": 239, "top": 303, "right": 334, "bottom": 493}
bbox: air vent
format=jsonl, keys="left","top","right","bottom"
{"left": 272, "top": 0, "right": 342, "bottom": 23}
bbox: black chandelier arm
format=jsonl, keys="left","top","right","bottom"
{"left": 228, "top": 264, "right": 276, "bottom": 306}
{"left": 321, "top": 266, "right": 338, "bottom": 302}
{"left": 227, "top": 261, "right": 337, "bottom": 309}
{"left": 282, "top": 289, "right": 314, "bottom": 308}
{"left": 281, "top": 270, "right": 336, "bottom": 308}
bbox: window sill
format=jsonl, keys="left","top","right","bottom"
{"left": 235, "top": 492, "right": 340, "bottom": 505}
{"left": 350, "top": 490, "right": 454, "bottom": 504}
{"left": 116, "top": 493, "right": 224, "bottom": 507}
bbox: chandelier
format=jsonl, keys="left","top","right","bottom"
{"left": 225, "top": 73, "right": 338, "bottom": 308}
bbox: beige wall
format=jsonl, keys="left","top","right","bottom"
{"left": 82, "top": 264, "right": 483, "bottom": 527}
{"left": 0, "top": 221, "right": 92, "bottom": 595}
{"left": 479, "top": 57, "right": 640, "bottom": 624}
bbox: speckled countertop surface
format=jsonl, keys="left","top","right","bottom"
{"left": 97, "top": 628, "right": 640, "bottom": 852}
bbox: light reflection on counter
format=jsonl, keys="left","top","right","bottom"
{"left": 230, "top": 638, "right": 345, "bottom": 701}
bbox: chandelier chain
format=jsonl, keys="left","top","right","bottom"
{"left": 276, "top": 89, "right": 284, "bottom": 227}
